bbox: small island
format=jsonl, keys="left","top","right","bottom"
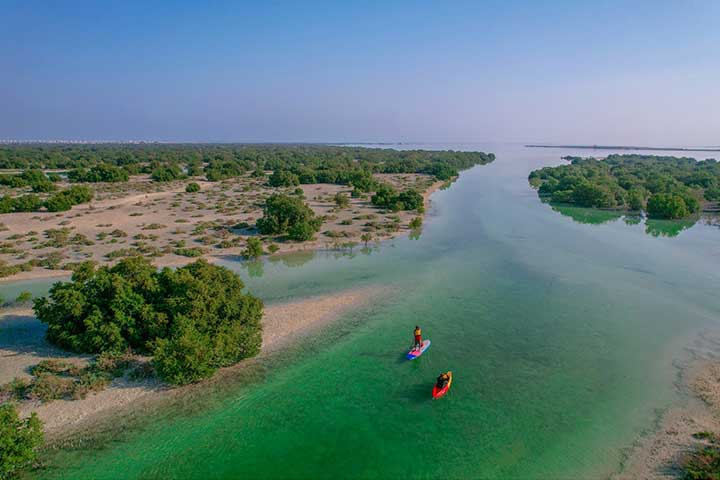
{"left": 526, "top": 144, "right": 720, "bottom": 152}
{"left": 528, "top": 154, "right": 720, "bottom": 219}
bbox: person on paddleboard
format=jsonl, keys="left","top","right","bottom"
{"left": 413, "top": 325, "right": 423, "bottom": 350}
{"left": 436, "top": 372, "right": 450, "bottom": 390}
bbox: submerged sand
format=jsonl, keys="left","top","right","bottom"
{"left": 615, "top": 331, "right": 720, "bottom": 479}
{"left": 0, "top": 285, "right": 385, "bottom": 439}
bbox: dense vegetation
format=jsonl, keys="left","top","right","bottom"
{"left": 268, "top": 170, "right": 300, "bottom": 187}
{"left": 529, "top": 154, "right": 719, "bottom": 219}
{"left": 371, "top": 186, "right": 424, "bottom": 212}
{"left": 0, "top": 169, "right": 58, "bottom": 192}
{"left": 67, "top": 164, "right": 128, "bottom": 183}
{"left": 33, "top": 258, "right": 263, "bottom": 385}
{"left": 0, "top": 403, "right": 43, "bottom": 479}
{"left": 0, "top": 185, "right": 93, "bottom": 213}
{"left": 0, "top": 144, "right": 494, "bottom": 185}
{"left": 256, "top": 194, "right": 322, "bottom": 241}
{"left": 44, "top": 186, "right": 93, "bottom": 212}
{"left": 150, "top": 163, "right": 186, "bottom": 182}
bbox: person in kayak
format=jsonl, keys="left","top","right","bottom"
{"left": 436, "top": 372, "right": 450, "bottom": 390}
{"left": 413, "top": 325, "right": 422, "bottom": 350}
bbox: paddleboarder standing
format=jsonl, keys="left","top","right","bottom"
{"left": 413, "top": 325, "right": 422, "bottom": 350}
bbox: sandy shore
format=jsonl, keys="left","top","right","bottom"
{"left": 0, "top": 284, "right": 386, "bottom": 439}
{"left": 614, "top": 331, "right": 720, "bottom": 479}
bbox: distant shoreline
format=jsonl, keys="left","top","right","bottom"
{"left": 526, "top": 144, "right": 720, "bottom": 152}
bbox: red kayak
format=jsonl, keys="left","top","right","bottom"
{"left": 432, "top": 371, "right": 453, "bottom": 399}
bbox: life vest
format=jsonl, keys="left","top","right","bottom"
{"left": 414, "top": 328, "right": 422, "bottom": 336}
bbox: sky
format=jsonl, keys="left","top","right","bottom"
{"left": 2, "top": 0, "right": 719, "bottom": 145}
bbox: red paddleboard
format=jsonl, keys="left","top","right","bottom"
{"left": 432, "top": 371, "right": 453, "bottom": 399}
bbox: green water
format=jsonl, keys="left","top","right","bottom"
{"left": 7, "top": 144, "right": 720, "bottom": 479}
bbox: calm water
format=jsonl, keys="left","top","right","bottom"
{"left": 8, "top": 144, "right": 720, "bottom": 479}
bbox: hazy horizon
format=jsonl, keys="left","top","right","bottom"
{"left": 3, "top": 1, "right": 719, "bottom": 145}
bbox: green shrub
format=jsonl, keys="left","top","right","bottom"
{"left": 45, "top": 186, "right": 94, "bottom": 212}
{"left": 647, "top": 193, "right": 691, "bottom": 219}
{"left": 12, "top": 195, "right": 42, "bottom": 213}
{"left": 142, "top": 223, "right": 166, "bottom": 230}
{"left": 243, "top": 237, "right": 264, "bottom": 259}
{"left": 68, "top": 164, "right": 129, "bottom": 183}
{"left": 371, "top": 186, "right": 423, "bottom": 211}
{"left": 0, "top": 403, "right": 43, "bottom": 479}
{"left": 0, "top": 197, "right": 13, "bottom": 214}
{"left": 153, "top": 322, "right": 215, "bottom": 385}
{"left": 31, "top": 181, "right": 56, "bottom": 193}
{"left": 61, "top": 186, "right": 93, "bottom": 204}
{"left": 15, "top": 291, "right": 32, "bottom": 304}
{"left": 174, "top": 247, "right": 206, "bottom": 257}
{"left": 2, "top": 377, "right": 31, "bottom": 400}
{"left": 34, "top": 258, "right": 263, "bottom": 384}
{"left": 334, "top": 192, "right": 350, "bottom": 208}
{"left": 186, "top": 182, "right": 201, "bottom": 193}
{"left": 30, "top": 359, "right": 76, "bottom": 376}
{"left": 93, "top": 351, "right": 134, "bottom": 377}
{"left": 204, "top": 161, "right": 245, "bottom": 181}
{"left": 72, "top": 371, "right": 111, "bottom": 400}
{"left": 680, "top": 433, "right": 720, "bottom": 480}
{"left": 256, "top": 194, "right": 321, "bottom": 241}
{"left": 289, "top": 220, "right": 321, "bottom": 241}
{"left": 30, "top": 373, "right": 76, "bottom": 402}
{"left": 268, "top": 170, "right": 300, "bottom": 187}
{"left": 151, "top": 164, "right": 185, "bottom": 182}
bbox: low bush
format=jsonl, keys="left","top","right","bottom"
{"left": 174, "top": 247, "right": 206, "bottom": 257}
{"left": 243, "top": 238, "right": 264, "bottom": 259}
{"left": 680, "top": 432, "right": 720, "bottom": 479}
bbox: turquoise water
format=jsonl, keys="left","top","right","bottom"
{"left": 6, "top": 144, "right": 720, "bottom": 479}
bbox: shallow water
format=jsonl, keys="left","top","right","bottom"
{"left": 7, "top": 144, "right": 720, "bottom": 479}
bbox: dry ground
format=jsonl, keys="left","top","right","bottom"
{"left": 0, "top": 172, "right": 438, "bottom": 281}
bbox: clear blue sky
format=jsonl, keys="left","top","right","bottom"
{"left": 3, "top": 0, "right": 719, "bottom": 145}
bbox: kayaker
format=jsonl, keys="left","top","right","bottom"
{"left": 413, "top": 325, "right": 422, "bottom": 350}
{"left": 436, "top": 372, "right": 450, "bottom": 389}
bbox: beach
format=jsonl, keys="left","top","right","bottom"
{"left": 0, "top": 284, "right": 386, "bottom": 440}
